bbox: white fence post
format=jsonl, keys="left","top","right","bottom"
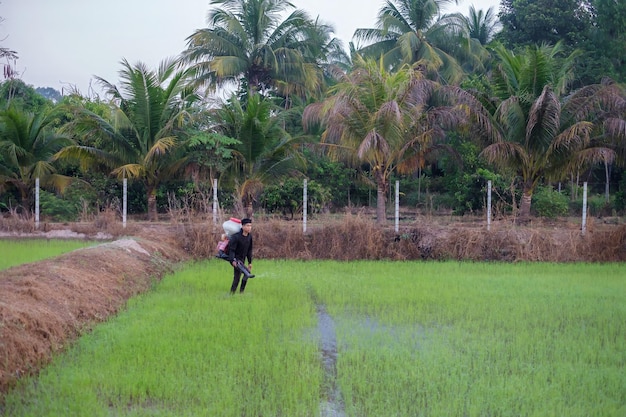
{"left": 582, "top": 182, "right": 588, "bottom": 235}
{"left": 122, "top": 177, "right": 127, "bottom": 228}
{"left": 213, "top": 178, "right": 218, "bottom": 225}
{"left": 395, "top": 180, "right": 399, "bottom": 233}
{"left": 303, "top": 179, "right": 308, "bottom": 233}
{"left": 487, "top": 180, "right": 492, "bottom": 231}
{"left": 35, "top": 177, "right": 40, "bottom": 229}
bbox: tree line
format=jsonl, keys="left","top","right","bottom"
{"left": 1, "top": 0, "right": 625, "bottom": 225}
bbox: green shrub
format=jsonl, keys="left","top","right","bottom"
{"left": 37, "top": 180, "right": 102, "bottom": 222}
{"left": 588, "top": 195, "right": 606, "bottom": 216}
{"left": 260, "top": 178, "right": 331, "bottom": 218}
{"left": 39, "top": 190, "right": 79, "bottom": 221}
{"left": 532, "top": 187, "right": 569, "bottom": 218}
{"left": 399, "top": 175, "right": 431, "bottom": 207}
{"left": 305, "top": 151, "right": 369, "bottom": 207}
{"left": 614, "top": 191, "right": 625, "bottom": 213}
{"left": 613, "top": 175, "right": 626, "bottom": 213}
{"left": 569, "top": 194, "right": 614, "bottom": 216}
{"left": 587, "top": 194, "right": 613, "bottom": 216}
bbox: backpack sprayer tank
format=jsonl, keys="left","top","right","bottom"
{"left": 222, "top": 217, "right": 242, "bottom": 236}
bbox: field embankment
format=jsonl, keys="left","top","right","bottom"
{"left": 0, "top": 233, "right": 187, "bottom": 395}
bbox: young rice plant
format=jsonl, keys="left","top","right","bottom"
{"left": 3, "top": 260, "right": 625, "bottom": 416}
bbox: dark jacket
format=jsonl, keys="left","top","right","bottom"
{"left": 228, "top": 229, "right": 253, "bottom": 264}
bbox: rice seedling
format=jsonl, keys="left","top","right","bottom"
{"left": 3, "top": 260, "right": 625, "bottom": 416}
{"left": 0, "top": 239, "right": 95, "bottom": 271}
{"left": 4, "top": 261, "right": 323, "bottom": 416}
{"left": 305, "top": 261, "right": 626, "bottom": 417}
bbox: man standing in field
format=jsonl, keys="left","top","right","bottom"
{"left": 228, "top": 218, "right": 254, "bottom": 294}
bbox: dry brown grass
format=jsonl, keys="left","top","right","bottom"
{"left": 0, "top": 210, "right": 140, "bottom": 240}
{"left": 175, "top": 213, "right": 626, "bottom": 262}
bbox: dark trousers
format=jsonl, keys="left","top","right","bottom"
{"left": 230, "top": 267, "right": 247, "bottom": 293}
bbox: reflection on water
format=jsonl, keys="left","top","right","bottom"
{"left": 316, "top": 303, "right": 346, "bottom": 417}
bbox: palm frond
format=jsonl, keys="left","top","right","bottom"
{"left": 53, "top": 145, "right": 117, "bottom": 171}
{"left": 358, "top": 130, "right": 390, "bottom": 161}
{"left": 496, "top": 96, "right": 526, "bottom": 142}
{"left": 605, "top": 117, "right": 626, "bottom": 140}
{"left": 526, "top": 86, "right": 561, "bottom": 150}
{"left": 548, "top": 122, "right": 593, "bottom": 155}
{"left": 480, "top": 141, "right": 528, "bottom": 169}
{"left": 111, "top": 164, "right": 145, "bottom": 180}
{"left": 30, "top": 160, "right": 56, "bottom": 182}
{"left": 42, "top": 173, "right": 75, "bottom": 195}
{"left": 144, "top": 136, "right": 179, "bottom": 165}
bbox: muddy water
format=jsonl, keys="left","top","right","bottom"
{"left": 316, "top": 304, "right": 346, "bottom": 417}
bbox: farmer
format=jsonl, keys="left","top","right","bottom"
{"left": 228, "top": 217, "right": 254, "bottom": 293}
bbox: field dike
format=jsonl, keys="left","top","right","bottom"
{"left": 0, "top": 235, "right": 188, "bottom": 398}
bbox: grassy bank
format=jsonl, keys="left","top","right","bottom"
{"left": 3, "top": 260, "right": 625, "bottom": 416}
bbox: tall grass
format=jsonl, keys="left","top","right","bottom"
{"left": 0, "top": 239, "right": 95, "bottom": 271}
{"left": 4, "top": 260, "right": 625, "bottom": 416}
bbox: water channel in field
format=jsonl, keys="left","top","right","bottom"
{"left": 316, "top": 303, "right": 346, "bottom": 417}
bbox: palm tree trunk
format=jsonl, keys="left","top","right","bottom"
{"left": 147, "top": 188, "right": 158, "bottom": 221}
{"left": 246, "top": 199, "right": 253, "bottom": 219}
{"left": 19, "top": 185, "right": 31, "bottom": 218}
{"left": 518, "top": 187, "right": 533, "bottom": 224}
{"left": 417, "top": 167, "right": 422, "bottom": 204}
{"left": 605, "top": 160, "right": 610, "bottom": 203}
{"left": 376, "top": 174, "right": 387, "bottom": 225}
{"left": 509, "top": 179, "right": 518, "bottom": 218}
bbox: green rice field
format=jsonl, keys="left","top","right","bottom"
{"left": 0, "top": 239, "right": 96, "bottom": 271}
{"left": 3, "top": 260, "right": 625, "bottom": 416}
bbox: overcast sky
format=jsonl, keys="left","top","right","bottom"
{"left": 1, "top": 0, "right": 500, "bottom": 96}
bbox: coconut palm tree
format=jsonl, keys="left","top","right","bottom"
{"left": 183, "top": 0, "right": 332, "bottom": 99}
{"left": 303, "top": 56, "right": 489, "bottom": 224}
{"left": 461, "top": 5, "right": 499, "bottom": 45}
{"left": 353, "top": 0, "right": 469, "bottom": 83}
{"left": 289, "top": 16, "right": 351, "bottom": 101}
{"left": 211, "top": 92, "right": 304, "bottom": 217}
{"left": 56, "top": 58, "right": 200, "bottom": 221}
{"left": 0, "top": 106, "right": 72, "bottom": 214}
{"left": 594, "top": 82, "right": 626, "bottom": 165}
{"left": 479, "top": 42, "right": 612, "bottom": 222}
{"left": 560, "top": 77, "right": 626, "bottom": 200}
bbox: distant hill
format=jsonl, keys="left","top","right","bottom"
{"left": 35, "top": 86, "right": 62, "bottom": 103}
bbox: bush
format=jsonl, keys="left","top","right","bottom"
{"left": 568, "top": 194, "right": 614, "bottom": 216}
{"left": 614, "top": 190, "right": 626, "bottom": 213}
{"left": 399, "top": 175, "right": 431, "bottom": 207}
{"left": 613, "top": 175, "right": 626, "bottom": 213}
{"left": 37, "top": 180, "right": 105, "bottom": 222}
{"left": 260, "top": 178, "right": 331, "bottom": 218}
{"left": 589, "top": 194, "right": 611, "bottom": 216}
{"left": 303, "top": 150, "right": 371, "bottom": 208}
{"left": 39, "top": 190, "right": 79, "bottom": 221}
{"left": 532, "top": 187, "right": 569, "bottom": 218}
